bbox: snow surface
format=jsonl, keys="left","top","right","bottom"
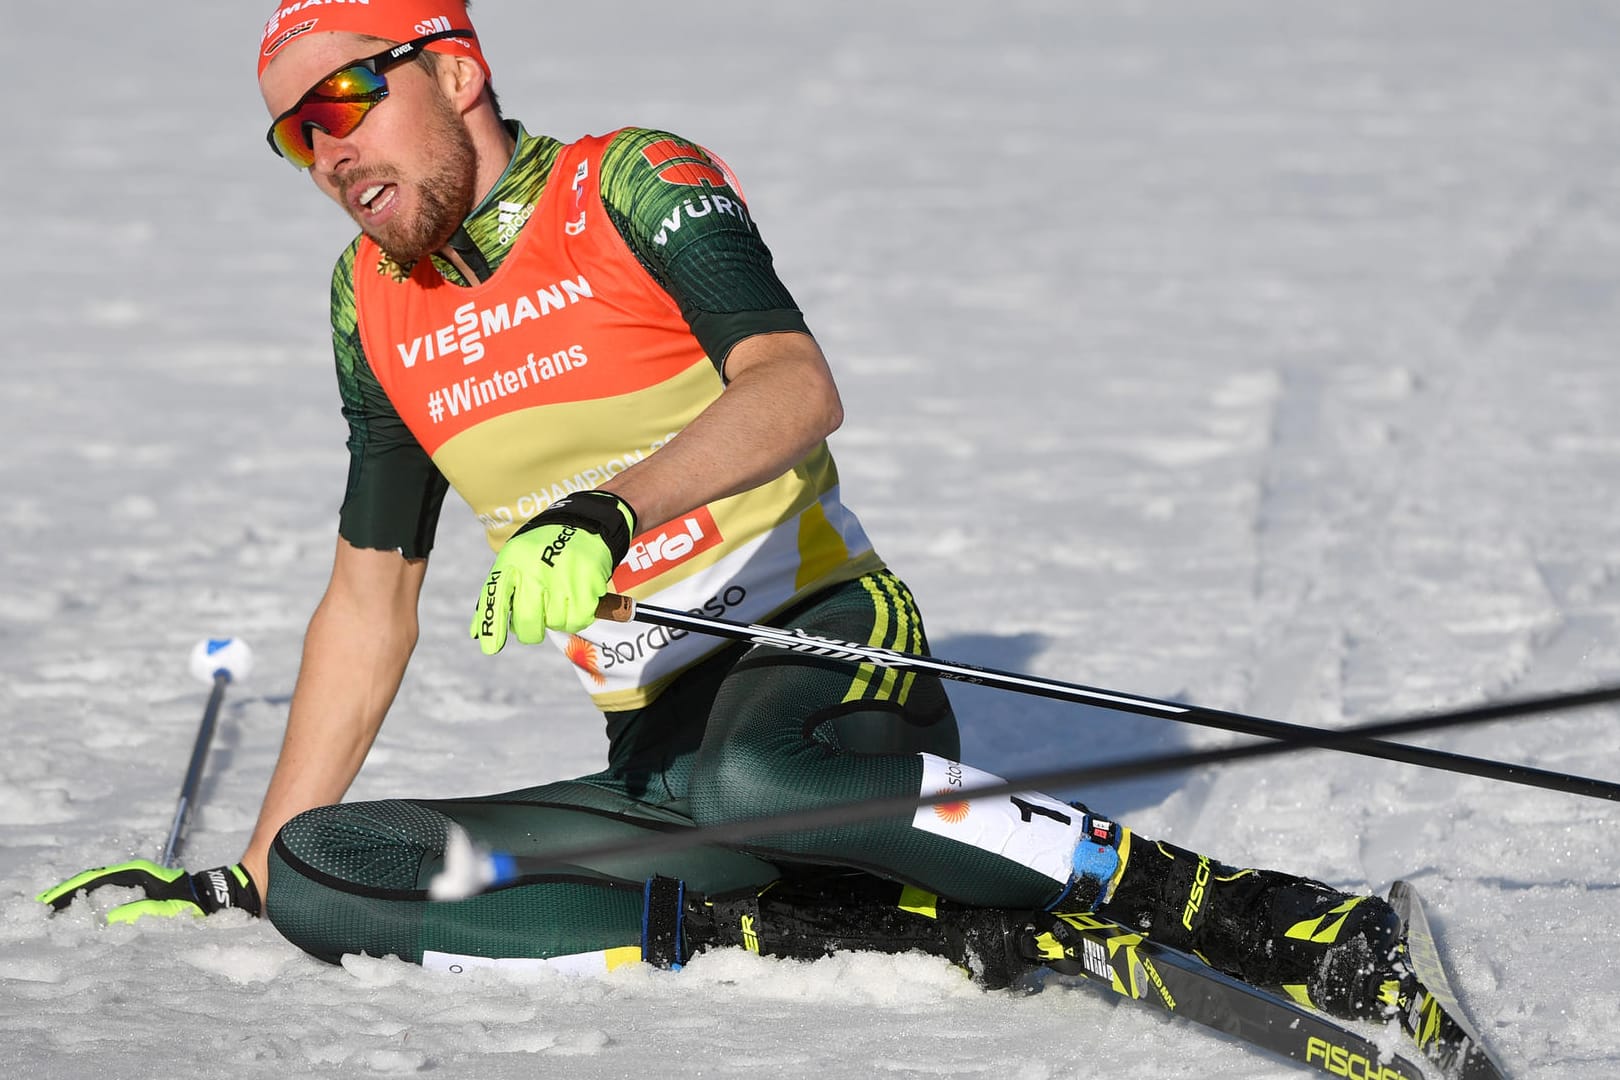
{"left": 4, "top": 0, "right": 1619, "bottom": 1076}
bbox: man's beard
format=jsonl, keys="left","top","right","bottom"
{"left": 360, "top": 95, "right": 477, "bottom": 266}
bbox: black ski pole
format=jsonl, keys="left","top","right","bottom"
{"left": 593, "top": 595, "right": 1620, "bottom": 803}
{"left": 430, "top": 687, "right": 1620, "bottom": 900}
{"left": 159, "top": 637, "right": 254, "bottom": 868}
{"left": 433, "top": 673, "right": 1620, "bottom": 902}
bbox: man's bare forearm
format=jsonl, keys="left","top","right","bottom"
{"left": 601, "top": 331, "right": 843, "bottom": 529}
{"left": 240, "top": 540, "right": 425, "bottom": 894}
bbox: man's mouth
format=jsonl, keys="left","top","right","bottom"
{"left": 354, "top": 182, "right": 398, "bottom": 219}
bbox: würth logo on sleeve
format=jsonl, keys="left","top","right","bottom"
{"left": 611, "top": 507, "right": 723, "bottom": 590}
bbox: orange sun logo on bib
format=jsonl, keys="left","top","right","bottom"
{"left": 933, "top": 791, "right": 970, "bottom": 824}
{"left": 564, "top": 635, "right": 606, "bottom": 686}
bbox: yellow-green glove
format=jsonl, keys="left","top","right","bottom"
{"left": 38, "top": 860, "right": 260, "bottom": 924}
{"left": 472, "top": 490, "right": 637, "bottom": 654}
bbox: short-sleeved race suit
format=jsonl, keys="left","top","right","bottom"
{"left": 266, "top": 124, "right": 1084, "bottom": 968}
{"left": 347, "top": 128, "right": 883, "bottom": 711}
{"left": 330, "top": 124, "right": 812, "bottom": 564}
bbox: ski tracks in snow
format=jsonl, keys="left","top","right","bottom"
{"left": 1164, "top": 85, "right": 1620, "bottom": 907}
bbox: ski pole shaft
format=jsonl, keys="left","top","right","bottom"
{"left": 159, "top": 637, "right": 254, "bottom": 867}
{"left": 159, "top": 672, "right": 230, "bottom": 868}
{"left": 594, "top": 595, "right": 1620, "bottom": 803}
{"left": 433, "top": 689, "right": 1618, "bottom": 897}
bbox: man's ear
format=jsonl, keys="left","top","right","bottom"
{"left": 439, "top": 54, "right": 487, "bottom": 113}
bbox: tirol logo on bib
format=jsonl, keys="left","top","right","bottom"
{"left": 613, "top": 507, "right": 724, "bottom": 591}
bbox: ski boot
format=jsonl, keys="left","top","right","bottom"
{"left": 649, "top": 870, "right": 1033, "bottom": 989}
{"left": 1081, "top": 833, "right": 1412, "bottom": 1020}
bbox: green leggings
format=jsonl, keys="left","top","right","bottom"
{"left": 266, "top": 571, "right": 1072, "bottom": 965}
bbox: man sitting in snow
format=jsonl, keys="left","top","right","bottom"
{"left": 41, "top": 0, "right": 1408, "bottom": 1022}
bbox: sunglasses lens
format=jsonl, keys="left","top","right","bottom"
{"left": 268, "top": 66, "right": 388, "bottom": 168}
{"left": 271, "top": 101, "right": 372, "bottom": 167}
{"left": 319, "top": 65, "right": 388, "bottom": 100}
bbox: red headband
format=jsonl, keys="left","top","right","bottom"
{"left": 258, "top": 1, "right": 490, "bottom": 81}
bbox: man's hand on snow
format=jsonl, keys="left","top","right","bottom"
{"left": 39, "top": 860, "right": 261, "bottom": 923}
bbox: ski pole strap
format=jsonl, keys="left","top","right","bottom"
{"left": 641, "top": 875, "right": 687, "bottom": 970}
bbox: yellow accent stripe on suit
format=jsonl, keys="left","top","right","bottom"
{"left": 842, "top": 574, "right": 892, "bottom": 703}
{"left": 877, "top": 570, "right": 920, "bottom": 705}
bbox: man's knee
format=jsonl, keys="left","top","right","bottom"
{"left": 266, "top": 801, "right": 449, "bottom": 964}
{"left": 273, "top": 800, "right": 446, "bottom": 888}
